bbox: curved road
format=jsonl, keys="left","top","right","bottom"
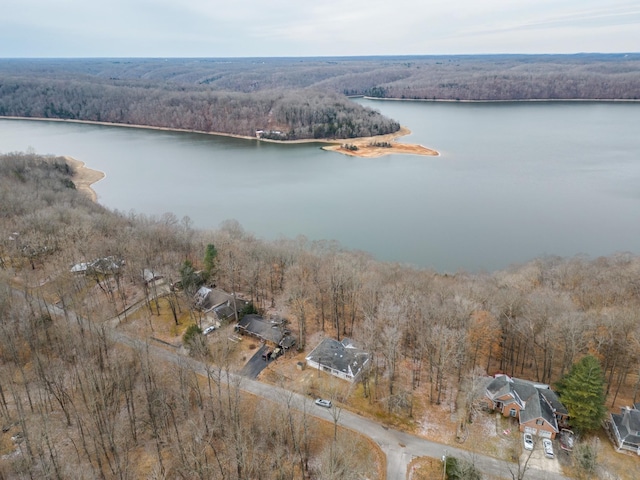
{"left": 48, "top": 300, "right": 567, "bottom": 480}
{"left": 111, "top": 329, "right": 568, "bottom": 480}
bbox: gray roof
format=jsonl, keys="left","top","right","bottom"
{"left": 71, "top": 256, "right": 124, "bottom": 274}
{"left": 612, "top": 407, "right": 640, "bottom": 448}
{"left": 306, "top": 338, "right": 370, "bottom": 379}
{"left": 520, "top": 391, "right": 559, "bottom": 431}
{"left": 237, "top": 314, "right": 283, "bottom": 344}
{"left": 620, "top": 406, "right": 640, "bottom": 434}
{"left": 236, "top": 314, "right": 296, "bottom": 348}
{"left": 539, "top": 389, "right": 568, "bottom": 416}
{"left": 142, "top": 269, "right": 162, "bottom": 283}
{"left": 213, "top": 303, "right": 236, "bottom": 321}
{"left": 486, "top": 375, "right": 512, "bottom": 397}
{"left": 195, "top": 287, "right": 244, "bottom": 313}
{"left": 486, "top": 375, "right": 539, "bottom": 403}
{"left": 486, "top": 374, "right": 567, "bottom": 422}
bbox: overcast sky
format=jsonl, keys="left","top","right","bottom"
{"left": 1, "top": 0, "right": 638, "bottom": 58}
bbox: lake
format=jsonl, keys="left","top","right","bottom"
{"left": 1, "top": 99, "right": 639, "bottom": 272}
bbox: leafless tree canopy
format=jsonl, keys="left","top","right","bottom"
{"left": 2, "top": 152, "right": 640, "bottom": 477}
{"left": 1, "top": 54, "right": 638, "bottom": 141}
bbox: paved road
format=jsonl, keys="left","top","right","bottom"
{"left": 111, "top": 329, "right": 569, "bottom": 480}
{"left": 49, "top": 302, "right": 568, "bottom": 480}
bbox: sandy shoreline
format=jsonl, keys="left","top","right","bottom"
{"left": 321, "top": 126, "right": 439, "bottom": 158}
{"left": 1, "top": 116, "right": 439, "bottom": 158}
{"left": 62, "top": 155, "right": 105, "bottom": 202}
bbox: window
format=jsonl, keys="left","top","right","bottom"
{"left": 510, "top": 408, "right": 517, "bottom": 417}
{"left": 536, "top": 419, "right": 544, "bottom": 425}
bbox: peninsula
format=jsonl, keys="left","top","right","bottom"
{"left": 321, "top": 126, "right": 438, "bottom": 158}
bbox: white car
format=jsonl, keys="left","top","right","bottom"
{"left": 315, "top": 398, "right": 332, "bottom": 408}
{"left": 203, "top": 326, "right": 216, "bottom": 335}
{"left": 523, "top": 433, "right": 534, "bottom": 451}
{"left": 543, "top": 438, "right": 554, "bottom": 459}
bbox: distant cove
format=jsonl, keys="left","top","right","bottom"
{"left": 1, "top": 99, "right": 639, "bottom": 272}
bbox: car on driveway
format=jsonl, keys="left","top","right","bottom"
{"left": 523, "top": 433, "right": 534, "bottom": 451}
{"left": 315, "top": 398, "right": 332, "bottom": 408}
{"left": 203, "top": 326, "right": 216, "bottom": 335}
{"left": 560, "top": 429, "right": 575, "bottom": 451}
{"left": 543, "top": 438, "right": 554, "bottom": 459}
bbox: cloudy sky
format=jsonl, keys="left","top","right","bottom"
{"left": 1, "top": 0, "right": 638, "bottom": 57}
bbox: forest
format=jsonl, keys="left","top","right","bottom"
{"left": 0, "top": 153, "right": 380, "bottom": 479}
{"left": 1, "top": 152, "right": 639, "bottom": 478}
{"left": 1, "top": 54, "right": 638, "bottom": 140}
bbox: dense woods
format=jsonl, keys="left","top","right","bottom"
{"left": 0, "top": 77, "right": 399, "bottom": 140}
{"left": 0, "top": 153, "right": 379, "bottom": 479}
{"left": 1, "top": 152, "right": 640, "bottom": 477}
{"left": 1, "top": 54, "right": 638, "bottom": 141}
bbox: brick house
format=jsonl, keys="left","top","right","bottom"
{"left": 484, "top": 374, "right": 568, "bottom": 439}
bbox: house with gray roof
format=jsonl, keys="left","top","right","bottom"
{"left": 236, "top": 314, "right": 296, "bottom": 350}
{"left": 609, "top": 403, "right": 640, "bottom": 453}
{"left": 305, "top": 338, "right": 370, "bottom": 382}
{"left": 194, "top": 287, "right": 247, "bottom": 321}
{"left": 484, "top": 374, "right": 568, "bottom": 439}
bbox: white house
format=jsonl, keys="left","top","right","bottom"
{"left": 305, "top": 338, "right": 370, "bottom": 382}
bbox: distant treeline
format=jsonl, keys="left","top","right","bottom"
{"left": 1, "top": 54, "right": 638, "bottom": 140}
{"left": 1, "top": 54, "right": 638, "bottom": 100}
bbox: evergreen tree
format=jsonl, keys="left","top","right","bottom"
{"left": 180, "top": 259, "right": 202, "bottom": 296}
{"left": 182, "top": 324, "right": 208, "bottom": 357}
{"left": 203, "top": 243, "right": 218, "bottom": 282}
{"left": 556, "top": 355, "right": 606, "bottom": 432}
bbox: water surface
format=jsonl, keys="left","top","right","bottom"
{"left": 1, "top": 100, "right": 639, "bottom": 272}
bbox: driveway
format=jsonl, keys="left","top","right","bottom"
{"left": 45, "top": 297, "right": 569, "bottom": 480}
{"left": 239, "top": 344, "right": 273, "bottom": 378}
{"left": 521, "top": 440, "right": 562, "bottom": 476}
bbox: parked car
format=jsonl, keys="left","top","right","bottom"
{"left": 262, "top": 349, "right": 272, "bottom": 361}
{"left": 203, "top": 326, "right": 216, "bottom": 335}
{"left": 559, "top": 429, "right": 575, "bottom": 451}
{"left": 315, "top": 398, "right": 332, "bottom": 408}
{"left": 523, "top": 433, "right": 534, "bottom": 451}
{"left": 543, "top": 438, "right": 554, "bottom": 459}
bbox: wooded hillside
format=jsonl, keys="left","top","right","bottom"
{"left": 0, "top": 77, "right": 399, "bottom": 140}
{"left": 1, "top": 54, "right": 638, "bottom": 141}
{"left": 1, "top": 152, "right": 639, "bottom": 477}
{"left": 0, "top": 153, "right": 380, "bottom": 479}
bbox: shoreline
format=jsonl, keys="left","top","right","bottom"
{"left": 358, "top": 96, "right": 640, "bottom": 104}
{"left": 0, "top": 115, "right": 439, "bottom": 158}
{"left": 62, "top": 155, "right": 105, "bottom": 202}
{"left": 321, "top": 126, "right": 439, "bottom": 158}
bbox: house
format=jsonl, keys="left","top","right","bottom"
{"left": 305, "top": 338, "right": 370, "bottom": 383}
{"left": 609, "top": 403, "right": 640, "bottom": 454}
{"left": 142, "top": 269, "right": 163, "bottom": 284}
{"left": 194, "top": 287, "right": 247, "bottom": 321}
{"left": 70, "top": 262, "right": 89, "bottom": 274}
{"left": 484, "top": 374, "right": 568, "bottom": 439}
{"left": 70, "top": 256, "right": 124, "bottom": 275}
{"left": 235, "top": 314, "right": 296, "bottom": 350}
